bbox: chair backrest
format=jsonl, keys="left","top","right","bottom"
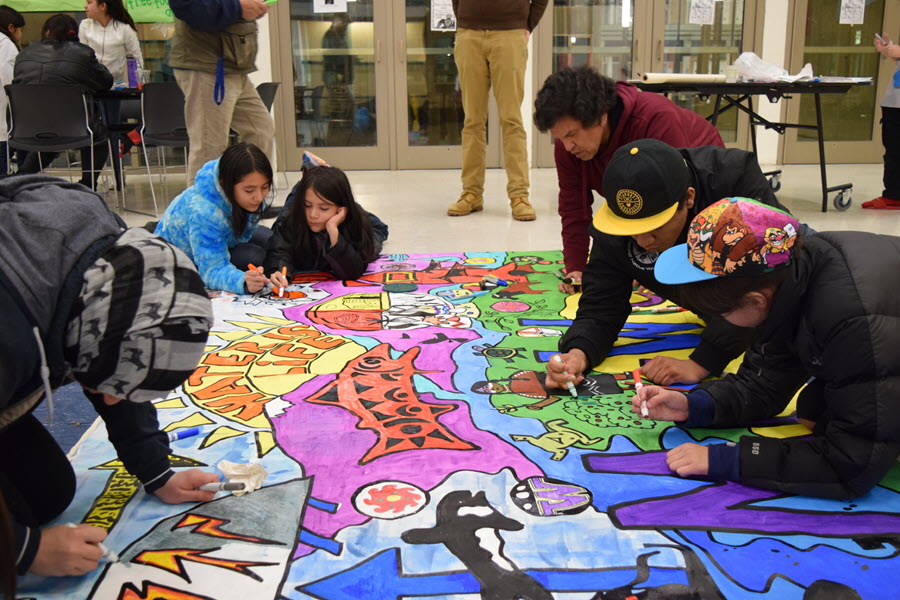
{"left": 5, "top": 84, "right": 92, "bottom": 150}
{"left": 256, "top": 81, "right": 280, "bottom": 112}
{"left": 140, "top": 82, "right": 188, "bottom": 146}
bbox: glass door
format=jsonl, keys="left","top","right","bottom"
{"left": 271, "top": 0, "right": 502, "bottom": 170}
{"left": 648, "top": 0, "right": 753, "bottom": 145}
{"left": 274, "top": 0, "right": 390, "bottom": 169}
{"left": 391, "top": 0, "right": 501, "bottom": 169}
{"left": 534, "top": 0, "right": 761, "bottom": 167}
{"left": 534, "top": 0, "right": 638, "bottom": 167}
{"left": 783, "top": 0, "right": 899, "bottom": 164}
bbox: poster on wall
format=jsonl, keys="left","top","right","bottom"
{"left": 8, "top": 0, "right": 172, "bottom": 22}
{"left": 839, "top": 0, "right": 864, "bottom": 25}
{"left": 314, "top": 0, "right": 348, "bottom": 14}
{"left": 431, "top": 0, "right": 456, "bottom": 31}
{"left": 688, "top": 0, "right": 715, "bottom": 26}
{"left": 126, "top": 0, "right": 173, "bottom": 23}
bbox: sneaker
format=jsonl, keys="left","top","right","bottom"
{"left": 447, "top": 192, "right": 484, "bottom": 216}
{"left": 302, "top": 150, "right": 326, "bottom": 172}
{"left": 510, "top": 197, "right": 536, "bottom": 221}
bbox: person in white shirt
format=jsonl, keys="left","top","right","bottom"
{"left": 0, "top": 5, "right": 24, "bottom": 174}
{"left": 79, "top": 0, "right": 143, "bottom": 88}
{"left": 79, "top": 0, "right": 144, "bottom": 190}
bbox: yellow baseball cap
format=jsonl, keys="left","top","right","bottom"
{"left": 593, "top": 139, "right": 690, "bottom": 236}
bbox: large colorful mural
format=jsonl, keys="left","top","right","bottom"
{"left": 17, "top": 252, "right": 900, "bottom": 600}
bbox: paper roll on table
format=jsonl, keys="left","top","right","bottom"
{"left": 639, "top": 73, "right": 727, "bottom": 84}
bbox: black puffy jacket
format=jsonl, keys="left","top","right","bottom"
{"left": 12, "top": 39, "right": 112, "bottom": 92}
{"left": 697, "top": 231, "right": 900, "bottom": 499}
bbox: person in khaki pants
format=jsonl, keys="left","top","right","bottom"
{"left": 169, "top": 0, "right": 275, "bottom": 186}
{"left": 448, "top": 0, "right": 548, "bottom": 221}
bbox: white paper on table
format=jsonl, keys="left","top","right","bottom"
{"left": 313, "top": 0, "right": 348, "bottom": 14}
{"left": 839, "top": 0, "right": 864, "bottom": 25}
{"left": 689, "top": 0, "right": 715, "bottom": 26}
{"left": 779, "top": 63, "right": 814, "bottom": 83}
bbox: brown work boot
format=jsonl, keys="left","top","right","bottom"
{"left": 510, "top": 197, "right": 536, "bottom": 221}
{"left": 447, "top": 192, "right": 484, "bottom": 216}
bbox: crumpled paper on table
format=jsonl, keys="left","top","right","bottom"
{"left": 734, "top": 51, "right": 813, "bottom": 82}
{"left": 217, "top": 459, "right": 268, "bottom": 496}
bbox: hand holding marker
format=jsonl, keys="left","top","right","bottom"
{"left": 633, "top": 369, "right": 649, "bottom": 418}
{"left": 553, "top": 355, "right": 578, "bottom": 398}
{"left": 66, "top": 523, "right": 119, "bottom": 564}
{"left": 198, "top": 481, "right": 247, "bottom": 493}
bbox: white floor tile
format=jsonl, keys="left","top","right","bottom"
{"left": 113, "top": 163, "right": 900, "bottom": 253}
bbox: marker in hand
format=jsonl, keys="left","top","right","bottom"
{"left": 554, "top": 355, "right": 578, "bottom": 398}
{"left": 279, "top": 266, "right": 287, "bottom": 297}
{"left": 66, "top": 523, "right": 119, "bottom": 563}
{"left": 198, "top": 481, "right": 247, "bottom": 493}
{"left": 633, "top": 368, "right": 649, "bottom": 418}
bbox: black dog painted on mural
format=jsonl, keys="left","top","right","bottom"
{"left": 402, "top": 490, "right": 552, "bottom": 600}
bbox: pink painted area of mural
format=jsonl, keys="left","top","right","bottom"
{"left": 272, "top": 375, "right": 542, "bottom": 558}
{"left": 490, "top": 300, "right": 530, "bottom": 313}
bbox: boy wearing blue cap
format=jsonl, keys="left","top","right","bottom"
{"left": 639, "top": 197, "right": 900, "bottom": 499}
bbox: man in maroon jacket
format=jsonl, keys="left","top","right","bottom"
{"left": 448, "top": 0, "right": 548, "bottom": 222}
{"left": 533, "top": 66, "right": 724, "bottom": 291}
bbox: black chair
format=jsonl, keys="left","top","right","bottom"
{"left": 140, "top": 82, "right": 189, "bottom": 216}
{"left": 256, "top": 81, "right": 281, "bottom": 112}
{"left": 5, "top": 83, "right": 118, "bottom": 202}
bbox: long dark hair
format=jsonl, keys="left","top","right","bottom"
{"left": 288, "top": 166, "right": 376, "bottom": 262}
{"left": 217, "top": 143, "right": 273, "bottom": 236}
{"left": 0, "top": 6, "right": 24, "bottom": 48}
{"left": 99, "top": 0, "right": 137, "bottom": 31}
{"left": 42, "top": 14, "right": 78, "bottom": 42}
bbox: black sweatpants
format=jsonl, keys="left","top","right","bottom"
{"left": 881, "top": 106, "right": 900, "bottom": 200}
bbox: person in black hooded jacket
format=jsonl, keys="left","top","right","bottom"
{"left": 639, "top": 197, "right": 900, "bottom": 500}
{"left": 0, "top": 175, "right": 219, "bottom": 578}
{"left": 11, "top": 14, "right": 112, "bottom": 189}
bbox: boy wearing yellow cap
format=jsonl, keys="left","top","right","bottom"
{"left": 548, "top": 138, "right": 791, "bottom": 389}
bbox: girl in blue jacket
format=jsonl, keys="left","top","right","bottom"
{"left": 155, "top": 143, "right": 279, "bottom": 294}
{"left": 265, "top": 165, "right": 388, "bottom": 285}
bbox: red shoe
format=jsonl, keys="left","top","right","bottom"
{"left": 861, "top": 196, "right": 900, "bottom": 209}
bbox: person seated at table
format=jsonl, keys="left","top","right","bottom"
{"left": 11, "top": 14, "right": 112, "bottom": 189}
{"left": 636, "top": 197, "right": 900, "bottom": 500}
{"left": 155, "top": 143, "right": 281, "bottom": 295}
{"left": 1, "top": 174, "right": 219, "bottom": 577}
{"left": 79, "top": 0, "right": 145, "bottom": 163}
{"left": 532, "top": 66, "right": 725, "bottom": 293}
{"left": 546, "top": 138, "right": 793, "bottom": 388}
{"left": 265, "top": 165, "right": 388, "bottom": 283}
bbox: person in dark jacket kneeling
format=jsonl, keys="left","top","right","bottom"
{"left": 637, "top": 197, "right": 900, "bottom": 500}
{"left": 0, "top": 175, "right": 221, "bottom": 578}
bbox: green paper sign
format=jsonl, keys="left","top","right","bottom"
{"left": 8, "top": 0, "right": 172, "bottom": 22}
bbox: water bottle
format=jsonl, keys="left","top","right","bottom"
{"left": 126, "top": 55, "right": 139, "bottom": 88}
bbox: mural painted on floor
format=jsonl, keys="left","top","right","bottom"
{"left": 17, "top": 252, "right": 900, "bottom": 600}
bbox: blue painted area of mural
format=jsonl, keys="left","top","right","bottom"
{"left": 608, "top": 322, "right": 702, "bottom": 356}
{"left": 676, "top": 528, "right": 900, "bottom": 599}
